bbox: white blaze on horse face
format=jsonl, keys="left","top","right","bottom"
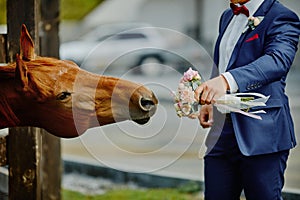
{"left": 58, "top": 67, "right": 68, "bottom": 76}
{"left": 52, "top": 67, "right": 74, "bottom": 108}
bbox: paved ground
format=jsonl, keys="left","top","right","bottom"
{"left": 283, "top": 66, "right": 300, "bottom": 190}
{"left": 62, "top": 66, "right": 300, "bottom": 190}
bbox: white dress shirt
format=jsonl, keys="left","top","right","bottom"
{"left": 219, "top": 0, "right": 264, "bottom": 93}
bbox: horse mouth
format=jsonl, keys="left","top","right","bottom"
{"left": 133, "top": 117, "right": 150, "bottom": 125}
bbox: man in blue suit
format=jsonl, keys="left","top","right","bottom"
{"left": 194, "top": 0, "right": 300, "bottom": 199}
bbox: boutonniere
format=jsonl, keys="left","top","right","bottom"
{"left": 243, "top": 16, "right": 264, "bottom": 33}
{"left": 248, "top": 16, "right": 264, "bottom": 30}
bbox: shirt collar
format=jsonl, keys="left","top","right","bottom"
{"left": 244, "top": 0, "right": 265, "bottom": 16}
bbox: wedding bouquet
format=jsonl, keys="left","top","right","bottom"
{"left": 173, "top": 68, "right": 269, "bottom": 120}
{"left": 173, "top": 68, "right": 202, "bottom": 117}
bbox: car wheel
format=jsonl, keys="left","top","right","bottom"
{"left": 138, "top": 56, "right": 164, "bottom": 76}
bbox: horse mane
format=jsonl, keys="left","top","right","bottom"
{"left": 0, "top": 66, "right": 21, "bottom": 126}
{"left": 0, "top": 94, "right": 20, "bottom": 127}
{"left": 0, "top": 57, "right": 79, "bottom": 80}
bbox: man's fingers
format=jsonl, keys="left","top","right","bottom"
{"left": 199, "top": 113, "right": 213, "bottom": 128}
{"left": 195, "top": 83, "right": 214, "bottom": 104}
{"left": 199, "top": 105, "right": 214, "bottom": 128}
{"left": 195, "top": 79, "right": 225, "bottom": 104}
{"left": 198, "top": 84, "right": 208, "bottom": 104}
{"left": 199, "top": 85, "right": 215, "bottom": 105}
{"left": 194, "top": 85, "right": 204, "bottom": 102}
{"left": 205, "top": 90, "right": 215, "bottom": 104}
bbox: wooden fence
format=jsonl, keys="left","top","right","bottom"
{"left": 0, "top": 0, "right": 61, "bottom": 199}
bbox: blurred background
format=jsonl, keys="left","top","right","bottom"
{"left": 0, "top": 0, "right": 299, "bottom": 193}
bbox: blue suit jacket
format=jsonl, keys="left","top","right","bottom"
{"left": 210, "top": 0, "right": 300, "bottom": 156}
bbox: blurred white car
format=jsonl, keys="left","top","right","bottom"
{"left": 60, "top": 23, "right": 175, "bottom": 75}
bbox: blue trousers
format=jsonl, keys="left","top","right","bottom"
{"left": 204, "top": 119, "right": 289, "bottom": 200}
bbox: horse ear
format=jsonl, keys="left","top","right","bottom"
{"left": 20, "top": 24, "right": 35, "bottom": 61}
{"left": 15, "top": 54, "right": 29, "bottom": 91}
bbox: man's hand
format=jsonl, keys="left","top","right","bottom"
{"left": 199, "top": 105, "right": 214, "bottom": 128}
{"left": 194, "top": 75, "right": 229, "bottom": 105}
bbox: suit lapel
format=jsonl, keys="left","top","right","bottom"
{"left": 225, "top": 0, "right": 276, "bottom": 71}
{"left": 253, "top": 0, "right": 276, "bottom": 16}
{"left": 221, "top": 12, "right": 234, "bottom": 37}
{"left": 226, "top": 32, "right": 248, "bottom": 70}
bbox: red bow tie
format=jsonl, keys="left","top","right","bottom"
{"left": 230, "top": 3, "right": 250, "bottom": 17}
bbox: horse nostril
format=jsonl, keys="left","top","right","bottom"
{"left": 139, "top": 98, "right": 155, "bottom": 112}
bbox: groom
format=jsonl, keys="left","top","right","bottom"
{"left": 194, "top": 0, "right": 300, "bottom": 199}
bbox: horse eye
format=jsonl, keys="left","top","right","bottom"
{"left": 56, "top": 92, "right": 71, "bottom": 101}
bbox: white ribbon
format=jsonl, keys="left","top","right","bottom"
{"left": 214, "top": 93, "right": 270, "bottom": 120}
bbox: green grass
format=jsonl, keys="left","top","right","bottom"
{"left": 63, "top": 189, "right": 203, "bottom": 200}
{"left": 0, "top": 0, "right": 6, "bottom": 24}
{"left": 60, "top": 0, "right": 104, "bottom": 20}
{"left": 0, "top": 0, "right": 104, "bottom": 24}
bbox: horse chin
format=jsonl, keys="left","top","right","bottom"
{"left": 133, "top": 117, "right": 150, "bottom": 125}
{"left": 44, "top": 126, "right": 84, "bottom": 138}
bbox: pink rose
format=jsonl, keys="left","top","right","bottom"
{"left": 180, "top": 67, "right": 200, "bottom": 83}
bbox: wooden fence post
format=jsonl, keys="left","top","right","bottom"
{"left": 6, "top": 0, "right": 61, "bottom": 199}
{"left": 6, "top": 0, "right": 40, "bottom": 62}
{"left": 7, "top": 1, "right": 42, "bottom": 199}
{"left": 0, "top": 34, "right": 6, "bottom": 63}
{"left": 40, "top": 0, "right": 62, "bottom": 199}
{"left": 8, "top": 128, "right": 42, "bottom": 200}
{"left": 7, "top": 0, "right": 42, "bottom": 198}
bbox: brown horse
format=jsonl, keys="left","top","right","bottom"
{"left": 0, "top": 25, "right": 158, "bottom": 138}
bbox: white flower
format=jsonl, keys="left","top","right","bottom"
{"left": 180, "top": 86, "right": 195, "bottom": 104}
{"left": 181, "top": 104, "right": 192, "bottom": 115}
{"left": 248, "top": 16, "right": 264, "bottom": 31}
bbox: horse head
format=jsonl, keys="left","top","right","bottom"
{"left": 1, "top": 25, "right": 158, "bottom": 138}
